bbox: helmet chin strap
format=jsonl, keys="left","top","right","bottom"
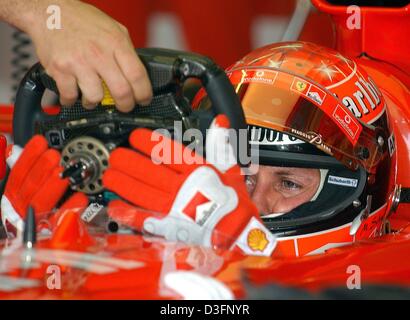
{"left": 261, "top": 169, "right": 329, "bottom": 220}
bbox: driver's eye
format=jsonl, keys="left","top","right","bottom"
{"left": 281, "top": 179, "right": 302, "bottom": 191}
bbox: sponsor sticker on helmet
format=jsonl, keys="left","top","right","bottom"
{"left": 249, "top": 125, "right": 304, "bottom": 146}
{"left": 228, "top": 69, "right": 278, "bottom": 86}
{"left": 291, "top": 77, "right": 327, "bottom": 106}
{"left": 290, "top": 129, "right": 332, "bottom": 154}
{"left": 307, "top": 85, "right": 327, "bottom": 106}
{"left": 291, "top": 77, "right": 310, "bottom": 95}
{"left": 337, "top": 73, "right": 385, "bottom": 125}
{"left": 328, "top": 175, "right": 358, "bottom": 188}
{"left": 291, "top": 77, "right": 362, "bottom": 145}
{"left": 332, "top": 104, "right": 361, "bottom": 144}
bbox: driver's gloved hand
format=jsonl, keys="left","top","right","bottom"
{"left": 104, "top": 115, "right": 277, "bottom": 257}
{"left": 0, "top": 135, "right": 86, "bottom": 237}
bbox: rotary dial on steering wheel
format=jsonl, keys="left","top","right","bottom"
{"left": 61, "top": 136, "right": 110, "bottom": 195}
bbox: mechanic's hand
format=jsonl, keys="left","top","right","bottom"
{"left": 27, "top": 0, "right": 153, "bottom": 111}
{"left": 104, "top": 116, "right": 276, "bottom": 256}
{"left": 0, "top": 135, "right": 87, "bottom": 236}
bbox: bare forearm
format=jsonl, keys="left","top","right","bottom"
{"left": 0, "top": 0, "right": 69, "bottom": 35}
{"left": 0, "top": 0, "right": 41, "bottom": 31}
{"left": 0, "top": 0, "right": 152, "bottom": 110}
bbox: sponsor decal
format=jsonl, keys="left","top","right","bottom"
{"left": 332, "top": 104, "right": 361, "bottom": 143}
{"left": 290, "top": 129, "right": 333, "bottom": 154}
{"left": 183, "top": 192, "right": 219, "bottom": 226}
{"left": 290, "top": 77, "right": 363, "bottom": 145}
{"left": 248, "top": 125, "right": 304, "bottom": 145}
{"left": 81, "top": 203, "right": 104, "bottom": 223}
{"left": 247, "top": 229, "right": 269, "bottom": 252}
{"left": 307, "top": 85, "right": 327, "bottom": 106}
{"left": 234, "top": 216, "right": 276, "bottom": 256}
{"left": 195, "top": 201, "right": 219, "bottom": 227}
{"left": 295, "top": 81, "right": 307, "bottom": 92}
{"left": 339, "top": 74, "right": 384, "bottom": 124}
{"left": 291, "top": 77, "right": 327, "bottom": 106}
{"left": 233, "top": 69, "right": 278, "bottom": 85}
{"left": 291, "top": 77, "right": 310, "bottom": 95}
{"left": 328, "top": 175, "right": 358, "bottom": 188}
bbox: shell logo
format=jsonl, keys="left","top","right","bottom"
{"left": 247, "top": 228, "right": 269, "bottom": 252}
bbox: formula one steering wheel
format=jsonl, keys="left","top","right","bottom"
{"left": 13, "top": 48, "right": 247, "bottom": 198}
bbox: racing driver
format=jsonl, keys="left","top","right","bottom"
{"left": 0, "top": 42, "right": 399, "bottom": 257}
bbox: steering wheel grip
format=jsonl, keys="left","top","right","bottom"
{"left": 13, "top": 62, "right": 45, "bottom": 147}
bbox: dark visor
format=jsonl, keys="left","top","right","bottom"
{"left": 227, "top": 67, "right": 386, "bottom": 173}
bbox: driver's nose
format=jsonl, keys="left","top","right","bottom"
{"left": 250, "top": 178, "right": 283, "bottom": 215}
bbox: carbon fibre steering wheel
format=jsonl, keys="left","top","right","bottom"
{"left": 12, "top": 48, "right": 248, "bottom": 196}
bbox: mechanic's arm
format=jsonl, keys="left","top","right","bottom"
{"left": 0, "top": 0, "right": 152, "bottom": 111}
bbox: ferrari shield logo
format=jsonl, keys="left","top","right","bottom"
{"left": 295, "top": 81, "right": 307, "bottom": 92}
{"left": 291, "top": 77, "right": 310, "bottom": 95}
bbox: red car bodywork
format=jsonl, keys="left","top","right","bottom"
{"left": 0, "top": 1, "right": 409, "bottom": 299}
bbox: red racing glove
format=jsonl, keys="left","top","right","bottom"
{"left": 104, "top": 116, "right": 276, "bottom": 256}
{"left": 1, "top": 135, "right": 87, "bottom": 236}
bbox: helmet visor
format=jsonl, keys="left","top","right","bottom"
{"left": 225, "top": 67, "right": 385, "bottom": 173}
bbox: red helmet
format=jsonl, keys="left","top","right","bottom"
{"left": 194, "top": 41, "right": 398, "bottom": 257}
